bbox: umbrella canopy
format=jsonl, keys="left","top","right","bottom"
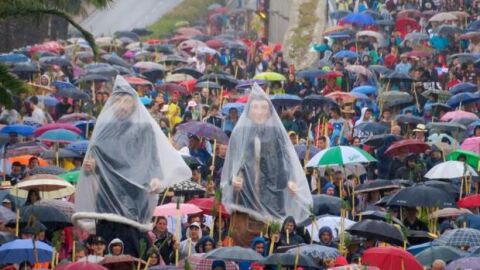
{"left": 38, "top": 129, "right": 82, "bottom": 144}
{"left": 354, "top": 180, "right": 400, "bottom": 194}
{"left": 458, "top": 194, "right": 480, "bottom": 208}
{"left": 357, "top": 210, "right": 403, "bottom": 226}
{"left": 362, "top": 247, "right": 423, "bottom": 270}
{"left": 173, "top": 67, "right": 204, "bottom": 78}
{"left": 306, "top": 146, "right": 377, "bottom": 167}
{"left": 354, "top": 122, "right": 389, "bottom": 135}
{"left": 351, "top": 85, "right": 377, "bottom": 95}
{"left": 461, "top": 137, "right": 480, "bottom": 154}
{"left": 152, "top": 203, "right": 202, "bottom": 217}
{"left": 447, "top": 149, "right": 480, "bottom": 169}
{"left": 441, "top": 110, "right": 479, "bottom": 122}
{"left": 387, "top": 184, "right": 456, "bottom": 208}
{"left": 394, "top": 114, "right": 425, "bottom": 125}
{"left": 307, "top": 215, "right": 356, "bottom": 241}
{"left": 424, "top": 161, "right": 478, "bottom": 179}
{"left": 285, "top": 244, "right": 339, "bottom": 264}
{"left": 429, "top": 208, "right": 472, "bottom": 219}
{"left": 303, "top": 95, "right": 337, "bottom": 107}
{"left": 311, "top": 194, "right": 342, "bottom": 216}
{"left": 9, "top": 155, "right": 48, "bottom": 167}
{"left": 448, "top": 92, "right": 480, "bottom": 107}
{"left": 4, "top": 142, "right": 48, "bottom": 158}
{"left": 429, "top": 12, "right": 458, "bottom": 22}
{"left": 449, "top": 82, "right": 478, "bottom": 95}
{"left": 294, "top": 144, "right": 320, "bottom": 161}
{"left": 55, "top": 261, "right": 108, "bottom": 270}
{"left": 176, "top": 121, "right": 229, "bottom": 143}
{"left": 347, "top": 219, "right": 405, "bottom": 245}
{"left": 334, "top": 50, "right": 358, "bottom": 59}
{"left": 364, "top": 134, "right": 402, "bottom": 148}
{"left": 205, "top": 246, "right": 264, "bottom": 262}
{"left": 342, "top": 12, "right": 376, "bottom": 26}
{"left": 29, "top": 165, "right": 66, "bottom": 175}
{"left": 345, "top": 65, "right": 373, "bottom": 77}
{"left": 415, "top": 246, "right": 467, "bottom": 266}
{"left": 186, "top": 197, "right": 228, "bottom": 217}
{"left": 270, "top": 94, "right": 303, "bottom": 107}
{"left": 65, "top": 140, "right": 89, "bottom": 155}
{"left": 0, "top": 239, "right": 53, "bottom": 264}
{"left": 20, "top": 204, "right": 71, "bottom": 231}
{"left": 59, "top": 170, "right": 80, "bottom": 184}
{"left": 56, "top": 113, "right": 95, "bottom": 123}
{"left": 179, "top": 254, "right": 237, "bottom": 270}
{"left": 1, "top": 124, "right": 35, "bottom": 136}
{"left": 436, "top": 228, "right": 480, "bottom": 248}
{"left": 100, "top": 255, "right": 146, "bottom": 270}
{"left": 36, "top": 199, "right": 74, "bottom": 220}
{"left": 169, "top": 180, "right": 206, "bottom": 196}
{"left": 296, "top": 68, "right": 326, "bottom": 79}
{"left": 260, "top": 253, "right": 319, "bottom": 268}
{"left": 10, "top": 174, "right": 75, "bottom": 199}
{"left": 253, "top": 72, "right": 286, "bottom": 81}
{"left": 133, "top": 61, "right": 165, "bottom": 71}
{"left": 33, "top": 123, "right": 82, "bottom": 137}
{"left": 384, "top": 139, "right": 430, "bottom": 157}
{"left": 447, "top": 257, "right": 480, "bottom": 270}
{"left": 326, "top": 91, "right": 357, "bottom": 104}
{"left": 377, "top": 91, "right": 413, "bottom": 108}
{"left": 195, "top": 81, "right": 221, "bottom": 89}
{"left": 0, "top": 206, "right": 15, "bottom": 223}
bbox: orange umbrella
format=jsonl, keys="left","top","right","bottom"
{"left": 326, "top": 91, "right": 357, "bottom": 104}
{"left": 9, "top": 155, "right": 49, "bottom": 166}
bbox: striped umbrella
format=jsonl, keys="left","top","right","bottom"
{"left": 306, "top": 146, "right": 377, "bottom": 167}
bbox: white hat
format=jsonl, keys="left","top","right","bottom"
{"left": 187, "top": 100, "right": 198, "bottom": 107}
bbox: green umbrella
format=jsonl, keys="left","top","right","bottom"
{"left": 59, "top": 170, "right": 80, "bottom": 184}
{"left": 448, "top": 149, "right": 480, "bottom": 170}
{"left": 306, "top": 146, "right": 377, "bottom": 167}
{"left": 253, "top": 72, "right": 286, "bottom": 81}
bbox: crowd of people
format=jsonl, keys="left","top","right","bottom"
{"left": 0, "top": 0, "right": 479, "bottom": 269}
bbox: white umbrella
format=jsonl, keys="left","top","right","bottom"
{"left": 429, "top": 12, "right": 458, "bottom": 22}
{"left": 10, "top": 174, "right": 75, "bottom": 199}
{"left": 424, "top": 161, "right": 478, "bottom": 179}
{"left": 306, "top": 215, "right": 356, "bottom": 241}
{"left": 133, "top": 61, "right": 165, "bottom": 71}
{"left": 356, "top": 30, "right": 386, "bottom": 47}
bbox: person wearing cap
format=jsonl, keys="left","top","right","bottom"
{"left": 91, "top": 236, "right": 107, "bottom": 257}
{"left": 1, "top": 198, "right": 12, "bottom": 210}
{"left": 186, "top": 100, "right": 201, "bottom": 121}
{"left": 178, "top": 222, "right": 202, "bottom": 259}
{"left": 412, "top": 124, "right": 427, "bottom": 141}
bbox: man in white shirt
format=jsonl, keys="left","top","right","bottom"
{"left": 28, "top": 96, "right": 47, "bottom": 125}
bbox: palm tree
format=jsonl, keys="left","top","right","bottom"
{"left": 0, "top": 0, "right": 112, "bottom": 108}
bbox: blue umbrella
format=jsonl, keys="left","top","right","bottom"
{"left": 0, "top": 239, "right": 53, "bottom": 264}
{"left": 74, "top": 120, "right": 95, "bottom": 138}
{"left": 221, "top": 103, "right": 244, "bottom": 115}
{"left": 467, "top": 20, "right": 480, "bottom": 32}
{"left": 270, "top": 94, "right": 303, "bottom": 107}
{"left": 139, "top": 96, "right": 152, "bottom": 106}
{"left": 467, "top": 120, "right": 480, "bottom": 135}
{"left": 32, "top": 95, "right": 58, "bottom": 107}
{"left": 354, "top": 122, "right": 389, "bottom": 134}
{"left": 38, "top": 129, "right": 82, "bottom": 143}
{"left": 296, "top": 68, "right": 326, "bottom": 79}
{"left": 53, "top": 81, "right": 90, "bottom": 101}
{"left": 449, "top": 82, "right": 477, "bottom": 95}
{"left": 430, "top": 35, "right": 449, "bottom": 51}
{"left": 0, "top": 53, "right": 29, "bottom": 63}
{"left": 0, "top": 124, "right": 35, "bottom": 136}
{"left": 312, "top": 44, "right": 329, "bottom": 53}
{"left": 350, "top": 92, "right": 370, "bottom": 100}
{"left": 447, "top": 92, "right": 480, "bottom": 107}
{"left": 334, "top": 50, "right": 358, "bottom": 59}
{"left": 65, "top": 140, "right": 89, "bottom": 155}
{"left": 352, "top": 85, "right": 377, "bottom": 95}
{"left": 330, "top": 10, "right": 351, "bottom": 20}
{"left": 342, "top": 12, "right": 376, "bottom": 26}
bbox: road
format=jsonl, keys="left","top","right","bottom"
{"left": 80, "top": 0, "right": 183, "bottom": 36}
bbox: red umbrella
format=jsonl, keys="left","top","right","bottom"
{"left": 34, "top": 123, "right": 82, "bottom": 137}
{"left": 169, "top": 35, "right": 190, "bottom": 43}
{"left": 402, "top": 50, "right": 433, "bottom": 58}
{"left": 384, "top": 139, "right": 430, "bottom": 157}
{"left": 55, "top": 261, "right": 108, "bottom": 270}
{"left": 57, "top": 113, "right": 95, "bottom": 123}
{"left": 100, "top": 255, "right": 146, "bottom": 270}
{"left": 397, "top": 9, "right": 422, "bottom": 19}
{"left": 395, "top": 18, "right": 420, "bottom": 38}
{"left": 458, "top": 194, "right": 480, "bottom": 209}
{"left": 206, "top": 39, "right": 225, "bottom": 49}
{"left": 179, "top": 79, "right": 197, "bottom": 92}
{"left": 146, "top": 39, "right": 162, "bottom": 45}
{"left": 157, "top": 83, "right": 189, "bottom": 95}
{"left": 123, "top": 76, "right": 152, "bottom": 86}
{"left": 362, "top": 247, "right": 423, "bottom": 270}
{"left": 237, "top": 95, "right": 249, "bottom": 103}
{"left": 187, "top": 197, "right": 229, "bottom": 217}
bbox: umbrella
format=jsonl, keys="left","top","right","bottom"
{"left": 253, "top": 72, "right": 286, "bottom": 81}
{"left": 133, "top": 61, "right": 165, "bottom": 71}
{"left": 0, "top": 239, "right": 53, "bottom": 264}
{"left": 123, "top": 76, "right": 152, "bottom": 86}
{"left": 180, "top": 254, "right": 237, "bottom": 270}
{"left": 354, "top": 179, "right": 400, "bottom": 194}
{"left": 294, "top": 144, "right": 320, "bottom": 160}
{"left": 334, "top": 50, "right": 358, "bottom": 59}
{"left": 75, "top": 74, "right": 110, "bottom": 83}
{"left": 8, "top": 155, "right": 48, "bottom": 167}
{"left": 195, "top": 81, "right": 221, "bottom": 89}
{"left": 307, "top": 215, "right": 356, "bottom": 241}
{"left": 387, "top": 184, "right": 456, "bottom": 208}
{"left": 296, "top": 68, "right": 326, "bottom": 79}
{"left": 59, "top": 170, "right": 80, "bottom": 184}
{"left": 306, "top": 146, "right": 377, "bottom": 167}
{"left": 347, "top": 219, "right": 404, "bottom": 245}
{"left": 362, "top": 247, "right": 423, "bottom": 270}
{"left": 4, "top": 142, "right": 49, "bottom": 158}
{"left": 173, "top": 67, "right": 204, "bottom": 78}
{"left": 205, "top": 246, "right": 264, "bottom": 262}
{"left": 434, "top": 25, "right": 463, "bottom": 36}
{"left": 354, "top": 122, "right": 389, "bottom": 135}
{"left": 10, "top": 174, "right": 75, "bottom": 200}
{"left": 402, "top": 50, "right": 433, "bottom": 58}
{"left": 429, "top": 12, "right": 458, "bottom": 22}
{"left": 330, "top": 10, "right": 350, "bottom": 19}
{"left": 351, "top": 85, "right": 377, "bottom": 95}
{"left": 397, "top": 9, "right": 422, "bottom": 18}
{"left": 169, "top": 180, "right": 206, "bottom": 196}
{"left": 447, "top": 149, "right": 480, "bottom": 169}
{"left": 100, "top": 255, "right": 146, "bottom": 270}
{"left": 176, "top": 121, "right": 228, "bottom": 143}
{"left": 20, "top": 204, "right": 71, "bottom": 231}
{"left": 157, "top": 83, "right": 190, "bottom": 95}
{"left": 220, "top": 103, "right": 244, "bottom": 115}
{"left": 460, "top": 31, "right": 480, "bottom": 40}
{"left": 55, "top": 261, "right": 108, "bottom": 270}
{"left": 384, "top": 139, "right": 430, "bottom": 157}
{"left": 427, "top": 122, "right": 466, "bottom": 134}
{"left": 386, "top": 71, "right": 414, "bottom": 81}
{"left": 369, "top": 65, "right": 393, "bottom": 75}
{"left": 0, "top": 232, "right": 16, "bottom": 245}
{"left": 65, "top": 140, "right": 89, "bottom": 155}
{"left": 377, "top": 91, "right": 413, "bottom": 108}
{"left": 425, "top": 161, "right": 478, "bottom": 179}
{"left": 345, "top": 65, "right": 373, "bottom": 76}
{"left": 54, "top": 85, "right": 90, "bottom": 100}
{"left": 186, "top": 198, "right": 228, "bottom": 217}
{"left": 461, "top": 137, "right": 480, "bottom": 154}
{"left": 342, "top": 12, "right": 376, "bottom": 26}
{"left": 404, "top": 32, "right": 430, "bottom": 42}
{"left": 0, "top": 53, "right": 29, "bottom": 63}
{"left": 458, "top": 194, "right": 480, "bottom": 208}
{"left": 152, "top": 203, "right": 202, "bottom": 217}
{"left": 311, "top": 194, "right": 342, "bottom": 216}
{"left": 429, "top": 208, "right": 471, "bottom": 219}
{"left": 32, "top": 95, "right": 58, "bottom": 107}
{"left": 29, "top": 165, "right": 66, "bottom": 175}
{"left": 436, "top": 228, "right": 480, "bottom": 248}
{"left": 448, "top": 92, "right": 480, "bottom": 107}
{"left": 449, "top": 82, "right": 478, "bottom": 95}
{"left": 36, "top": 199, "right": 74, "bottom": 219}
{"left": 1, "top": 124, "right": 35, "bottom": 136}
{"left": 328, "top": 265, "right": 379, "bottom": 270}
{"left": 447, "top": 257, "right": 480, "bottom": 270}
{"left": 101, "top": 54, "right": 131, "bottom": 68}
{"left": 303, "top": 95, "right": 337, "bottom": 107}
{"left": 285, "top": 244, "right": 340, "bottom": 263}
{"left": 270, "top": 94, "right": 303, "bottom": 107}
{"left": 394, "top": 114, "right": 425, "bottom": 125}
{"left": 56, "top": 113, "right": 95, "bottom": 124}
{"left": 357, "top": 210, "right": 403, "bottom": 226}
{"left": 424, "top": 181, "right": 458, "bottom": 196}
{"left": 197, "top": 73, "right": 238, "bottom": 88}
{"left": 364, "top": 134, "right": 402, "bottom": 148}
{"left": 38, "top": 129, "right": 82, "bottom": 144}
{"left": 260, "top": 253, "right": 318, "bottom": 268}
{"left": 325, "top": 91, "right": 357, "bottom": 104}
{"left": 33, "top": 123, "right": 82, "bottom": 137}
{"left": 74, "top": 120, "right": 95, "bottom": 137}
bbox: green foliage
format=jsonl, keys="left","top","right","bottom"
{"left": 184, "top": 259, "right": 192, "bottom": 270}
{"left": 138, "top": 238, "right": 147, "bottom": 260}
{"left": 51, "top": 231, "right": 62, "bottom": 252}
{"left": 147, "top": 0, "right": 221, "bottom": 38}
{"left": 287, "top": 0, "right": 319, "bottom": 61}
{"left": 269, "top": 220, "right": 281, "bottom": 235}
{"left": 0, "top": 64, "right": 29, "bottom": 108}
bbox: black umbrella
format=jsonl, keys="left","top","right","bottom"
{"left": 386, "top": 184, "right": 456, "bottom": 208}
{"left": 20, "top": 204, "right": 71, "bottom": 232}
{"left": 75, "top": 74, "right": 110, "bottom": 83}
{"left": 386, "top": 71, "right": 414, "bottom": 81}
{"left": 369, "top": 65, "right": 393, "bottom": 75}
{"left": 427, "top": 122, "right": 466, "bottom": 133}
{"left": 146, "top": 44, "right": 174, "bottom": 54}
{"left": 114, "top": 30, "right": 140, "bottom": 41}
{"left": 354, "top": 122, "right": 389, "bottom": 135}
{"left": 195, "top": 81, "right": 221, "bottom": 89}
{"left": 424, "top": 180, "right": 458, "bottom": 195}
{"left": 303, "top": 95, "right": 337, "bottom": 107}
{"left": 85, "top": 64, "right": 119, "bottom": 77}
{"left": 205, "top": 246, "right": 264, "bottom": 262}
{"left": 9, "top": 62, "right": 39, "bottom": 73}
{"left": 101, "top": 54, "right": 132, "bottom": 68}
{"left": 364, "top": 134, "right": 403, "bottom": 147}
{"left": 173, "top": 67, "right": 204, "bottom": 79}
{"left": 197, "top": 73, "right": 238, "bottom": 88}
{"left": 358, "top": 210, "right": 404, "bottom": 226}
{"left": 40, "top": 149, "right": 82, "bottom": 160}
{"left": 434, "top": 25, "right": 463, "bottom": 36}
{"left": 430, "top": 103, "right": 452, "bottom": 112}
{"left": 112, "top": 64, "right": 133, "bottom": 75}
{"left": 142, "top": 69, "right": 165, "bottom": 83}
{"left": 311, "top": 194, "right": 342, "bottom": 216}
{"left": 39, "top": 56, "right": 71, "bottom": 67}
{"left": 394, "top": 114, "right": 425, "bottom": 125}
{"left": 261, "top": 253, "right": 319, "bottom": 268}
{"left": 347, "top": 219, "right": 405, "bottom": 245}
{"left": 56, "top": 87, "right": 90, "bottom": 101}
{"left": 355, "top": 180, "right": 400, "bottom": 194}
{"left": 131, "top": 28, "right": 153, "bottom": 36}
{"left": 158, "top": 55, "right": 188, "bottom": 65}
{"left": 170, "top": 180, "right": 205, "bottom": 196}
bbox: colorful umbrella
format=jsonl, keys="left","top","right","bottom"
{"left": 11, "top": 174, "right": 75, "bottom": 200}
{"left": 351, "top": 85, "right": 377, "bottom": 95}
{"left": 253, "top": 72, "right": 286, "bottom": 81}
{"left": 334, "top": 50, "right": 358, "bottom": 59}
{"left": 100, "top": 255, "right": 147, "bottom": 270}
{"left": 345, "top": 65, "right": 373, "bottom": 76}
{"left": 424, "top": 161, "right": 478, "bottom": 179}
{"left": 157, "top": 83, "right": 190, "bottom": 95}
{"left": 176, "top": 121, "right": 229, "bottom": 143}
{"left": 0, "top": 124, "right": 35, "bottom": 136}
{"left": 186, "top": 197, "right": 228, "bottom": 217}
{"left": 458, "top": 194, "right": 480, "bottom": 208}
{"left": 152, "top": 203, "right": 202, "bottom": 217}
{"left": 65, "top": 140, "right": 89, "bottom": 155}
{"left": 9, "top": 155, "right": 48, "bottom": 166}
{"left": 4, "top": 142, "right": 48, "bottom": 158}
{"left": 56, "top": 113, "right": 95, "bottom": 124}
{"left": 447, "top": 149, "right": 480, "bottom": 169}
{"left": 436, "top": 228, "right": 480, "bottom": 248}
{"left": 306, "top": 146, "right": 377, "bottom": 167}
{"left": 326, "top": 91, "right": 357, "bottom": 104}
{"left": 123, "top": 76, "right": 152, "bottom": 86}
{"left": 55, "top": 261, "right": 108, "bottom": 270}
{"left": 362, "top": 247, "right": 423, "bottom": 270}
{"left": 59, "top": 170, "right": 80, "bottom": 184}
{"left": 38, "top": 129, "right": 82, "bottom": 144}
{"left": 384, "top": 139, "right": 430, "bottom": 157}
{"left": 342, "top": 12, "right": 376, "bottom": 26}
{"left": 449, "top": 82, "right": 478, "bottom": 95}
{"left": 447, "top": 257, "right": 480, "bottom": 270}
{"left": 220, "top": 103, "right": 244, "bottom": 115}
{"left": 461, "top": 137, "right": 480, "bottom": 154}
{"left": 33, "top": 123, "right": 82, "bottom": 137}
{"left": 0, "top": 239, "right": 53, "bottom": 264}
{"left": 180, "top": 254, "right": 237, "bottom": 270}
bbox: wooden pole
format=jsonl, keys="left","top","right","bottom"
{"left": 293, "top": 246, "right": 300, "bottom": 270}
{"left": 210, "top": 140, "right": 217, "bottom": 177}
{"left": 72, "top": 240, "right": 76, "bottom": 262}
{"left": 143, "top": 257, "right": 152, "bottom": 270}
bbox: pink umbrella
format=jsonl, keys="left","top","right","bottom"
{"left": 122, "top": 50, "right": 135, "bottom": 59}
{"left": 180, "top": 254, "right": 237, "bottom": 270}
{"left": 57, "top": 113, "right": 95, "bottom": 123}
{"left": 153, "top": 203, "right": 202, "bottom": 217}
{"left": 461, "top": 137, "right": 480, "bottom": 154}
{"left": 441, "top": 110, "right": 479, "bottom": 122}
{"left": 178, "top": 40, "right": 207, "bottom": 51}
{"left": 176, "top": 27, "right": 203, "bottom": 37}
{"left": 34, "top": 123, "right": 82, "bottom": 137}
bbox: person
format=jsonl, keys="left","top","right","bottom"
{"left": 146, "top": 250, "right": 162, "bottom": 267}
{"left": 412, "top": 124, "right": 427, "bottom": 141}
{"left": 394, "top": 154, "right": 426, "bottom": 182}
{"left": 204, "top": 105, "right": 223, "bottom": 128}
{"left": 107, "top": 238, "right": 124, "bottom": 256}
{"left": 251, "top": 236, "right": 267, "bottom": 256}
{"left": 277, "top": 216, "right": 304, "bottom": 247}
{"left": 212, "top": 260, "right": 227, "bottom": 270}
{"left": 188, "top": 135, "right": 211, "bottom": 166}
{"left": 25, "top": 96, "right": 47, "bottom": 125}
{"left": 222, "top": 107, "right": 239, "bottom": 134}
{"left": 90, "top": 236, "right": 107, "bottom": 257}
{"left": 404, "top": 207, "right": 428, "bottom": 231}
{"left": 198, "top": 236, "right": 216, "bottom": 253}
{"left": 317, "top": 226, "right": 338, "bottom": 248}
{"left": 431, "top": 259, "right": 446, "bottom": 270}
{"left": 7, "top": 161, "right": 25, "bottom": 185}
{"left": 24, "top": 189, "right": 41, "bottom": 206}
{"left": 178, "top": 222, "right": 202, "bottom": 259}
{"left": 221, "top": 84, "right": 312, "bottom": 246}
{"left": 150, "top": 216, "right": 175, "bottom": 265}
{"left": 55, "top": 97, "right": 72, "bottom": 120}
{"left": 74, "top": 244, "right": 87, "bottom": 262}
{"left": 73, "top": 76, "right": 192, "bottom": 257}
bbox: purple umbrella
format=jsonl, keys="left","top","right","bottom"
{"left": 4, "top": 142, "right": 49, "bottom": 158}
{"left": 447, "top": 257, "right": 480, "bottom": 270}
{"left": 177, "top": 121, "right": 229, "bottom": 143}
